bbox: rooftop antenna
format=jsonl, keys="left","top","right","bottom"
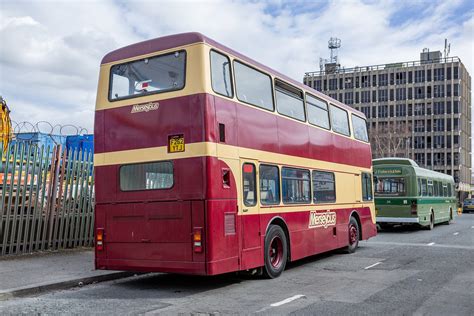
{"left": 444, "top": 38, "right": 451, "bottom": 58}
{"left": 328, "top": 37, "right": 341, "bottom": 64}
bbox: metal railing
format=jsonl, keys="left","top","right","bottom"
{"left": 0, "top": 142, "right": 94, "bottom": 256}
{"left": 304, "top": 56, "right": 461, "bottom": 77}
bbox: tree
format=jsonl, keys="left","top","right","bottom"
{"left": 369, "top": 121, "right": 412, "bottom": 159}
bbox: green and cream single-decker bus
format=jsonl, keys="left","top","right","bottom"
{"left": 373, "top": 158, "right": 457, "bottom": 230}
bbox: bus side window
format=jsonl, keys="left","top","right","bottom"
{"left": 433, "top": 181, "right": 439, "bottom": 196}
{"left": 242, "top": 163, "right": 256, "bottom": 207}
{"left": 313, "top": 171, "right": 336, "bottom": 203}
{"left": 210, "top": 50, "right": 233, "bottom": 98}
{"left": 260, "top": 164, "right": 280, "bottom": 205}
{"left": 447, "top": 183, "right": 452, "bottom": 197}
{"left": 421, "top": 179, "right": 427, "bottom": 196}
{"left": 427, "top": 180, "right": 433, "bottom": 197}
{"left": 361, "top": 172, "right": 372, "bottom": 201}
{"left": 417, "top": 178, "right": 421, "bottom": 196}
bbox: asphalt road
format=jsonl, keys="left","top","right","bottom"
{"left": 1, "top": 214, "right": 473, "bottom": 315}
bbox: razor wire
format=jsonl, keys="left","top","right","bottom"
{"left": 11, "top": 120, "right": 90, "bottom": 144}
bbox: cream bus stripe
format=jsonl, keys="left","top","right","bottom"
{"left": 94, "top": 141, "right": 371, "bottom": 173}
{"left": 94, "top": 142, "right": 217, "bottom": 166}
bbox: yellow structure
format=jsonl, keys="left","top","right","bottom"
{"left": 0, "top": 96, "right": 12, "bottom": 152}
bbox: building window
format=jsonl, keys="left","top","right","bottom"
{"left": 414, "top": 120, "right": 425, "bottom": 132}
{"left": 414, "top": 103, "right": 425, "bottom": 115}
{"left": 434, "top": 135, "right": 445, "bottom": 148}
{"left": 344, "top": 77, "right": 354, "bottom": 89}
{"left": 315, "top": 80, "right": 322, "bottom": 91}
{"left": 378, "top": 74, "right": 388, "bottom": 86}
{"left": 329, "top": 78, "right": 338, "bottom": 90}
{"left": 415, "top": 70, "right": 425, "bottom": 83}
{"left": 361, "top": 90, "right": 371, "bottom": 103}
{"left": 344, "top": 92, "right": 353, "bottom": 105}
{"left": 433, "top": 85, "right": 445, "bottom": 98}
{"left": 396, "top": 72, "right": 406, "bottom": 84}
{"left": 433, "top": 119, "right": 445, "bottom": 131}
{"left": 434, "top": 101, "right": 445, "bottom": 114}
{"left": 378, "top": 105, "right": 388, "bottom": 118}
{"left": 378, "top": 89, "right": 388, "bottom": 102}
{"left": 415, "top": 87, "right": 425, "bottom": 99}
{"left": 396, "top": 104, "right": 406, "bottom": 116}
{"left": 434, "top": 68, "right": 445, "bottom": 81}
{"left": 396, "top": 88, "right": 406, "bottom": 101}
{"left": 454, "top": 84, "right": 460, "bottom": 96}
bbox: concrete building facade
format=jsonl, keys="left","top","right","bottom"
{"left": 304, "top": 52, "right": 472, "bottom": 199}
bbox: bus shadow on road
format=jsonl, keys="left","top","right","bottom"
{"left": 112, "top": 272, "right": 243, "bottom": 298}
{"left": 377, "top": 225, "right": 424, "bottom": 234}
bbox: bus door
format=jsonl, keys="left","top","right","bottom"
{"left": 239, "top": 159, "right": 262, "bottom": 270}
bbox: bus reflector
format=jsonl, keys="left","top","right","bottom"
{"left": 193, "top": 228, "right": 203, "bottom": 253}
{"left": 411, "top": 200, "right": 417, "bottom": 215}
{"left": 96, "top": 228, "right": 104, "bottom": 251}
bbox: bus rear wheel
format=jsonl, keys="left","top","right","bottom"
{"left": 428, "top": 212, "right": 434, "bottom": 230}
{"left": 263, "top": 225, "right": 288, "bottom": 279}
{"left": 344, "top": 216, "right": 360, "bottom": 254}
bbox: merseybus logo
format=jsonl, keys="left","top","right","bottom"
{"left": 131, "top": 102, "right": 159, "bottom": 114}
{"left": 309, "top": 211, "right": 336, "bottom": 228}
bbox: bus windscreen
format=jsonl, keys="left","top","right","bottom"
{"left": 374, "top": 177, "right": 406, "bottom": 196}
{"left": 109, "top": 50, "right": 186, "bottom": 101}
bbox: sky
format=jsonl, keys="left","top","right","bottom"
{"left": 0, "top": 0, "right": 473, "bottom": 134}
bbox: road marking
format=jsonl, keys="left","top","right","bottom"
{"left": 427, "top": 242, "right": 435, "bottom": 246}
{"left": 364, "top": 241, "right": 474, "bottom": 250}
{"left": 364, "top": 262, "right": 382, "bottom": 270}
{"left": 270, "top": 294, "right": 306, "bottom": 307}
{"left": 453, "top": 232, "right": 459, "bottom": 235}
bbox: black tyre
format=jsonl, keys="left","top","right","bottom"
{"left": 427, "top": 211, "right": 434, "bottom": 230}
{"left": 263, "top": 225, "right": 288, "bottom": 279}
{"left": 344, "top": 216, "right": 360, "bottom": 254}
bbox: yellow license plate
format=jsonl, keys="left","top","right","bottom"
{"left": 169, "top": 135, "right": 185, "bottom": 153}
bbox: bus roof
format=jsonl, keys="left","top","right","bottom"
{"left": 101, "top": 32, "right": 362, "bottom": 117}
{"left": 373, "top": 158, "right": 454, "bottom": 182}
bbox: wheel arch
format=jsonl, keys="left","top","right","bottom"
{"left": 349, "top": 210, "right": 362, "bottom": 240}
{"left": 265, "top": 216, "right": 291, "bottom": 262}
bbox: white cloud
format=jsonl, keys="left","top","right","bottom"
{"left": 0, "top": 0, "right": 472, "bottom": 134}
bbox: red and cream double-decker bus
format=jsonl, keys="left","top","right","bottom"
{"left": 94, "top": 33, "right": 376, "bottom": 278}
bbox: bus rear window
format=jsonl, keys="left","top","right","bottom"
{"left": 120, "top": 161, "right": 173, "bottom": 191}
{"left": 375, "top": 177, "right": 406, "bottom": 196}
{"left": 109, "top": 50, "right": 186, "bottom": 101}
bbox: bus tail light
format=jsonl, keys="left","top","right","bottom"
{"left": 96, "top": 228, "right": 105, "bottom": 251}
{"left": 411, "top": 200, "right": 418, "bottom": 215}
{"left": 193, "top": 228, "right": 203, "bottom": 253}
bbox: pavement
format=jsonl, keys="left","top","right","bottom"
{"left": 0, "top": 249, "right": 132, "bottom": 300}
